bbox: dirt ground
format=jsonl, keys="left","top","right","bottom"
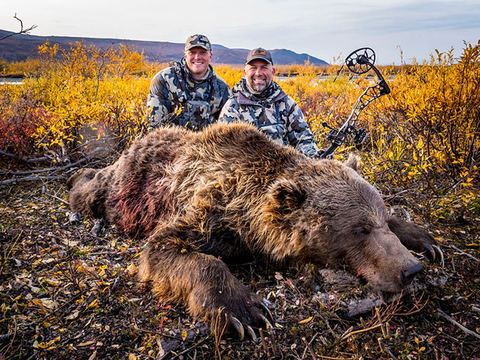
{"left": 1, "top": 164, "right": 479, "bottom": 360}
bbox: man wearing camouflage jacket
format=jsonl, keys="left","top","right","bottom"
{"left": 146, "top": 34, "right": 230, "bottom": 131}
{"left": 218, "top": 47, "right": 320, "bottom": 157}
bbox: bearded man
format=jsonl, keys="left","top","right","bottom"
{"left": 218, "top": 47, "right": 320, "bottom": 157}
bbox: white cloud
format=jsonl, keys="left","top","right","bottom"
{"left": 2, "top": 0, "right": 479, "bottom": 64}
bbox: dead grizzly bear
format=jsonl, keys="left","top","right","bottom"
{"left": 68, "top": 122, "right": 440, "bottom": 338}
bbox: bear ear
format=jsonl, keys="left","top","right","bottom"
{"left": 268, "top": 179, "right": 306, "bottom": 215}
{"left": 345, "top": 154, "right": 361, "bottom": 173}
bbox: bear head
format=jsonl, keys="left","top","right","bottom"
{"left": 261, "top": 156, "right": 423, "bottom": 293}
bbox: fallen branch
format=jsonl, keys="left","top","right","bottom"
{"left": 0, "top": 175, "right": 65, "bottom": 187}
{"left": 0, "top": 333, "right": 15, "bottom": 342}
{"left": 302, "top": 334, "right": 318, "bottom": 360}
{"left": 438, "top": 309, "right": 480, "bottom": 340}
{"left": 1, "top": 168, "right": 61, "bottom": 176}
{"left": 44, "top": 191, "right": 69, "bottom": 205}
{"left": 0, "top": 150, "right": 53, "bottom": 164}
{"left": 339, "top": 294, "right": 428, "bottom": 342}
{"left": 450, "top": 245, "right": 479, "bottom": 262}
{"left": 1, "top": 157, "right": 89, "bottom": 176}
{"left": 340, "top": 323, "right": 382, "bottom": 341}
{"left": 0, "top": 149, "right": 24, "bottom": 161}
{"left": 0, "top": 148, "right": 113, "bottom": 187}
{"left": 26, "top": 156, "right": 51, "bottom": 164}
{"left": 378, "top": 338, "right": 399, "bottom": 360}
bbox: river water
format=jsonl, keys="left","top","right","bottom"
{"left": 0, "top": 78, "right": 23, "bottom": 85}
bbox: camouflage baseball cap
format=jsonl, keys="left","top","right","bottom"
{"left": 185, "top": 34, "right": 212, "bottom": 51}
{"left": 245, "top": 47, "right": 273, "bottom": 65}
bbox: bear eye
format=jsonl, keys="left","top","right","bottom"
{"left": 353, "top": 225, "right": 371, "bottom": 236}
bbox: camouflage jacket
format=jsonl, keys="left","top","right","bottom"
{"left": 218, "top": 78, "right": 320, "bottom": 157}
{"left": 146, "top": 59, "right": 230, "bottom": 131}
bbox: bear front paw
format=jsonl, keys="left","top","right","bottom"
{"left": 387, "top": 216, "right": 444, "bottom": 265}
{"left": 188, "top": 285, "right": 273, "bottom": 340}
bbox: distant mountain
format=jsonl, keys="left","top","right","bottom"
{"left": 0, "top": 29, "right": 329, "bottom": 66}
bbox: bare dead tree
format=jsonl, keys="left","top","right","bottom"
{"left": 0, "top": 13, "right": 37, "bottom": 41}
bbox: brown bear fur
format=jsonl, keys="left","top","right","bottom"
{"left": 68, "top": 122, "right": 438, "bottom": 335}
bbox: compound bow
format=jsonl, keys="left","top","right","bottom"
{"left": 319, "top": 47, "right": 390, "bottom": 159}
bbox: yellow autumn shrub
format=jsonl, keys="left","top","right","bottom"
{"left": 285, "top": 42, "right": 479, "bottom": 221}
{"left": 213, "top": 65, "right": 243, "bottom": 88}
{"left": 1, "top": 41, "right": 155, "bottom": 158}
{"left": 1, "top": 40, "right": 478, "bottom": 222}
{"left": 362, "top": 43, "right": 479, "bottom": 221}
{"left": 274, "top": 42, "right": 479, "bottom": 221}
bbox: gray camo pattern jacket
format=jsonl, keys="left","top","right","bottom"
{"left": 146, "top": 59, "right": 230, "bottom": 131}
{"left": 218, "top": 78, "right": 320, "bottom": 157}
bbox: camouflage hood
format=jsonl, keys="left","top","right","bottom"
{"left": 219, "top": 78, "right": 320, "bottom": 158}
{"left": 146, "top": 58, "right": 231, "bottom": 131}
{"left": 233, "top": 78, "right": 287, "bottom": 105}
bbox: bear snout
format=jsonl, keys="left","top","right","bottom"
{"left": 400, "top": 262, "right": 423, "bottom": 286}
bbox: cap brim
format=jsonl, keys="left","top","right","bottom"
{"left": 185, "top": 45, "right": 211, "bottom": 51}
{"left": 246, "top": 56, "right": 273, "bottom": 65}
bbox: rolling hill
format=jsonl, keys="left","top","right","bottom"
{"left": 0, "top": 29, "right": 329, "bottom": 66}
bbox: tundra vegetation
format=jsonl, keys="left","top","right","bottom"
{"left": 0, "top": 40, "right": 479, "bottom": 359}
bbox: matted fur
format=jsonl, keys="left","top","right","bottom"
{"left": 68, "top": 122, "right": 437, "bottom": 334}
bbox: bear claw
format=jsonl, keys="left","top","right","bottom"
{"left": 229, "top": 317, "right": 256, "bottom": 341}
{"left": 432, "top": 244, "right": 444, "bottom": 267}
{"left": 245, "top": 325, "right": 257, "bottom": 341}
{"left": 261, "top": 300, "right": 274, "bottom": 323}
{"left": 424, "top": 244, "right": 444, "bottom": 266}
{"left": 230, "top": 311, "right": 273, "bottom": 341}
{"left": 424, "top": 244, "right": 436, "bottom": 261}
{"left": 231, "top": 317, "right": 244, "bottom": 340}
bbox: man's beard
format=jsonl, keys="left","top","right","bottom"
{"left": 246, "top": 78, "right": 269, "bottom": 94}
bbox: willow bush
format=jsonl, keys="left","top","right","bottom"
{"left": 293, "top": 41, "right": 479, "bottom": 222}
{"left": 1, "top": 40, "right": 478, "bottom": 222}
{"left": 367, "top": 42, "right": 479, "bottom": 221}
{"left": 1, "top": 41, "right": 154, "bottom": 158}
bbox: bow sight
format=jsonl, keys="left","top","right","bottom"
{"left": 319, "top": 47, "right": 390, "bottom": 159}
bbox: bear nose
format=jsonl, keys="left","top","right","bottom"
{"left": 400, "top": 262, "right": 423, "bottom": 286}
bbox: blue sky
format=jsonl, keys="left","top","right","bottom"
{"left": 2, "top": 0, "right": 479, "bottom": 64}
